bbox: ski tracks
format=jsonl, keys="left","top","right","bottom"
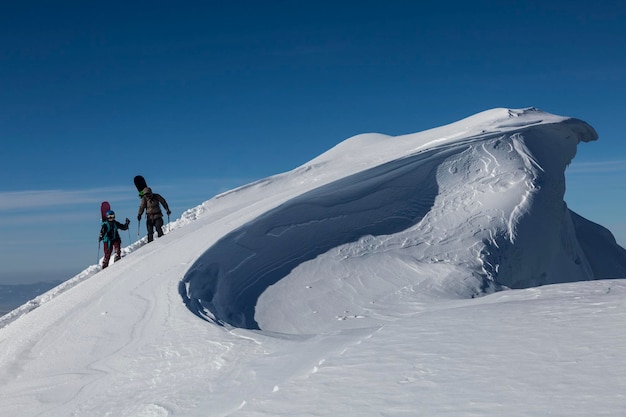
{"left": 210, "top": 326, "right": 384, "bottom": 417}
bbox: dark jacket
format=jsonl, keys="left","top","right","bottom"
{"left": 99, "top": 219, "right": 130, "bottom": 243}
{"left": 138, "top": 192, "right": 170, "bottom": 220}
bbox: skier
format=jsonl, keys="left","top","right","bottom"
{"left": 137, "top": 187, "right": 171, "bottom": 242}
{"left": 99, "top": 210, "right": 130, "bottom": 268}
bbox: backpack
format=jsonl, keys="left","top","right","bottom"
{"left": 145, "top": 194, "right": 163, "bottom": 216}
{"left": 101, "top": 221, "right": 118, "bottom": 243}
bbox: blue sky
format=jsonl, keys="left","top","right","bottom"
{"left": 1, "top": 0, "right": 625, "bottom": 285}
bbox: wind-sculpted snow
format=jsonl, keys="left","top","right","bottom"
{"left": 178, "top": 109, "right": 626, "bottom": 332}
{"left": 179, "top": 143, "right": 465, "bottom": 329}
{"left": 569, "top": 210, "right": 626, "bottom": 278}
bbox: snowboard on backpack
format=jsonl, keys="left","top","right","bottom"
{"left": 100, "top": 201, "right": 111, "bottom": 222}
{"left": 134, "top": 175, "right": 148, "bottom": 197}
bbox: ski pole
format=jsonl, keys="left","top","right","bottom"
{"left": 167, "top": 214, "right": 170, "bottom": 233}
{"left": 97, "top": 239, "right": 101, "bottom": 265}
{"left": 137, "top": 219, "right": 141, "bottom": 237}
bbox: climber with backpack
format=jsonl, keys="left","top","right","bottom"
{"left": 99, "top": 210, "right": 131, "bottom": 269}
{"left": 137, "top": 187, "right": 171, "bottom": 242}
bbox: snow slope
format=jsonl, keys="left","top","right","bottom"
{"left": 1, "top": 108, "right": 625, "bottom": 417}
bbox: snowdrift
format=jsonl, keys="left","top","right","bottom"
{"left": 2, "top": 108, "right": 626, "bottom": 417}
{"left": 179, "top": 108, "right": 625, "bottom": 332}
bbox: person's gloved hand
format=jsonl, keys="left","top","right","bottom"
{"left": 166, "top": 210, "right": 171, "bottom": 216}
{"left": 125, "top": 218, "right": 130, "bottom": 226}
{"left": 137, "top": 215, "right": 141, "bottom": 221}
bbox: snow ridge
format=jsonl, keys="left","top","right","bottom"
{"left": 0, "top": 203, "right": 210, "bottom": 329}
{"left": 178, "top": 108, "right": 624, "bottom": 333}
{"left": 2, "top": 108, "right": 626, "bottom": 417}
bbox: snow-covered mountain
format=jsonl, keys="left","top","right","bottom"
{"left": 1, "top": 108, "right": 625, "bottom": 417}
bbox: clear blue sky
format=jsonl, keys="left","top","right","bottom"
{"left": 1, "top": 0, "right": 625, "bottom": 284}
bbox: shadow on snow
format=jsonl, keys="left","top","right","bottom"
{"left": 179, "top": 145, "right": 462, "bottom": 329}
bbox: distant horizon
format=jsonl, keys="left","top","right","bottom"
{"left": 0, "top": 280, "right": 63, "bottom": 317}
{"left": 2, "top": 273, "right": 69, "bottom": 286}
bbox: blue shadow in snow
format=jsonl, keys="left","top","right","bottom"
{"left": 179, "top": 144, "right": 462, "bottom": 329}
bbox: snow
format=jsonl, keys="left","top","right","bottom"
{"left": 1, "top": 107, "right": 625, "bottom": 416}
